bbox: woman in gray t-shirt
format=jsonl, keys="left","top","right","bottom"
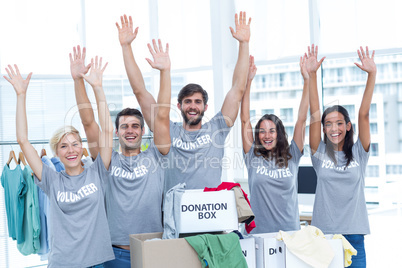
{"left": 240, "top": 55, "right": 309, "bottom": 233}
{"left": 307, "top": 44, "right": 376, "bottom": 267}
{"left": 6, "top": 58, "right": 115, "bottom": 267}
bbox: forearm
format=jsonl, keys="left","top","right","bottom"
{"left": 156, "top": 69, "right": 171, "bottom": 123}
{"left": 308, "top": 73, "right": 320, "bottom": 122}
{"left": 93, "top": 86, "right": 114, "bottom": 136}
{"left": 122, "top": 45, "right": 147, "bottom": 94}
{"left": 16, "top": 94, "right": 29, "bottom": 144}
{"left": 74, "top": 78, "right": 96, "bottom": 126}
{"left": 232, "top": 42, "right": 250, "bottom": 92}
{"left": 240, "top": 80, "right": 253, "bottom": 153}
{"left": 359, "top": 72, "right": 376, "bottom": 117}
{"left": 297, "top": 79, "right": 309, "bottom": 123}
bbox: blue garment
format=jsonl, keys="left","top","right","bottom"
{"left": 17, "top": 166, "right": 41, "bottom": 255}
{"left": 344, "top": 235, "right": 366, "bottom": 268}
{"left": 87, "top": 264, "right": 104, "bottom": 268}
{"left": 1, "top": 164, "right": 27, "bottom": 243}
{"left": 104, "top": 247, "right": 130, "bottom": 268}
{"left": 50, "top": 157, "right": 65, "bottom": 172}
{"left": 38, "top": 156, "right": 54, "bottom": 259}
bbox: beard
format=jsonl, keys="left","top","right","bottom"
{"left": 181, "top": 109, "right": 204, "bottom": 126}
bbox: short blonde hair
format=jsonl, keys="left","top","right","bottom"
{"left": 49, "top": 125, "right": 82, "bottom": 155}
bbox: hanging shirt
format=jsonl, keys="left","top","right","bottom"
{"left": 1, "top": 164, "right": 26, "bottom": 244}
{"left": 106, "top": 142, "right": 166, "bottom": 246}
{"left": 244, "top": 140, "right": 302, "bottom": 234}
{"left": 34, "top": 154, "right": 114, "bottom": 268}
{"left": 164, "top": 112, "right": 231, "bottom": 192}
{"left": 311, "top": 138, "right": 370, "bottom": 235}
{"left": 50, "top": 157, "right": 65, "bottom": 172}
{"left": 17, "top": 166, "right": 40, "bottom": 255}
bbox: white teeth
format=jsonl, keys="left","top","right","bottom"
{"left": 331, "top": 134, "right": 340, "bottom": 137}
{"left": 264, "top": 140, "right": 273, "bottom": 144}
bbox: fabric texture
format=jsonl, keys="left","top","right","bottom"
{"left": 244, "top": 140, "right": 302, "bottom": 234}
{"left": 185, "top": 233, "right": 247, "bottom": 268}
{"left": 276, "top": 226, "right": 334, "bottom": 268}
{"left": 204, "top": 182, "right": 256, "bottom": 233}
{"left": 106, "top": 142, "right": 166, "bottom": 246}
{"left": 343, "top": 234, "right": 365, "bottom": 268}
{"left": 162, "top": 183, "right": 186, "bottom": 239}
{"left": 333, "top": 234, "right": 357, "bottom": 267}
{"left": 311, "top": 138, "right": 370, "bottom": 234}
{"left": 17, "top": 166, "right": 41, "bottom": 255}
{"left": 34, "top": 154, "right": 114, "bottom": 267}
{"left": 164, "top": 112, "right": 231, "bottom": 192}
{"left": 104, "top": 246, "right": 131, "bottom": 268}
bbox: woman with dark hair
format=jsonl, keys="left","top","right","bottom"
{"left": 308, "top": 44, "right": 376, "bottom": 267}
{"left": 241, "top": 54, "right": 309, "bottom": 233}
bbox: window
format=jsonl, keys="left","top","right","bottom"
{"left": 280, "top": 108, "right": 293, "bottom": 123}
{"left": 366, "top": 165, "right": 379, "bottom": 177}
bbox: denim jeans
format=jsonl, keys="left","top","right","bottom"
{"left": 343, "top": 234, "right": 366, "bottom": 268}
{"left": 104, "top": 246, "right": 131, "bottom": 268}
{"left": 87, "top": 264, "right": 104, "bottom": 268}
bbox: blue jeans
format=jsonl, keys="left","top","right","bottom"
{"left": 343, "top": 234, "right": 366, "bottom": 268}
{"left": 104, "top": 246, "right": 131, "bottom": 268}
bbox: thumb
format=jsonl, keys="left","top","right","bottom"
{"left": 145, "top": 58, "right": 154, "bottom": 68}
{"left": 26, "top": 72, "right": 33, "bottom": 83}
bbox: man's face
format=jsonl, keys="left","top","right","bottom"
{"left": 116, "top": 115, "right": 144, "bottom": 151}
{"left": 177, "top": 92, "right": 208, "bottom": 126}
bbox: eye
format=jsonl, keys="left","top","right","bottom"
{"left": 121, "top": 125, "right": 127, "bottom": 129}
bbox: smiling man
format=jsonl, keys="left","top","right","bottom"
{"left": 120, "top": 12, "right": 251, "bottom": 192}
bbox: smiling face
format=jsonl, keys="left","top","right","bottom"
{"left": 177, "top": 92, "right": 208, "bottom": 127}
{"left": 116, "top": 115, "right": 144, "bottom": 153}
{"left": 323, "top": 111, "right": 351, "bottom": 149}
{"left": 258, "top": 119, "right": 278, "bottom": 150}
{"left": 56, "top": 133, "right": 83, "bottom": 169}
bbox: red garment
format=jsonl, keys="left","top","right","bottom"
{"left": 204, "top": 182, "right": 256, "bottom": 233}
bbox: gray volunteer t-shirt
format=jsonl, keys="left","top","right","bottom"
{"left": 35, "top": 155, "right": 114, "bottom": 268}
{"left": 164, "top": 111, "right": 231, "bottom": 192}
{"left": 311, "top": 138, "right": 370, "bottom": 235}
{"left": 245, "top": 140, "right": 302, "bottom": 234}
{"left": 107, "top": 141, "right": 165, "bottom": 245}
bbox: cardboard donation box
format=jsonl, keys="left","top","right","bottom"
{"left": 130, "top": 232, "right": 201, "bottom": 268}
{"left": 179, "top": 189, "right": 238, "bottom": 234}
{"left": 240, "top": 237, "right": 256, "bottom": 268}
{"left": 253, "top": 233, "right": 286, "bottom": 268}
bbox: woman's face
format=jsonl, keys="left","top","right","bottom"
{"left": 323, "top": 111, "right": 351, "bottom": 149}
{"left": 258, "top": 119, "right": 278, "bottom": 150}
{"left": 56, "top": 133, "right": 83, "bottom": 169}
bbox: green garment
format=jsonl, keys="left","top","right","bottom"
{"left": 185, "top": 233, "right": 247, "bottom": 268}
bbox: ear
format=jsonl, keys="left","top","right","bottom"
{"left": 115, "top": 129, "right": 119, "bottom": 136}
{"left": 204, "top": 104, "right": 208, "bottom": 112}
{"left": 177, "top": 102, "right": 181, "bottom": 110}
{"left": 142, "top": 127, "right": 146, "bottom": 135}
{"left": 346, "top": 122, "right": 352, "bottom": 131}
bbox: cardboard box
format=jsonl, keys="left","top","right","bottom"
{"left": 179, "top": 189, "right": 238, "bottom": 234}
{"left": 130, "top": 232, "right": 201, "bottom": 268}
{"left": 253, "top": 233, "right": 286, "bottom": 268}
{"left": 285, "top": 238, "right": 344, "bottom": 268}
{"left": 240, "top": 237, "right": 256, "bottom": 268}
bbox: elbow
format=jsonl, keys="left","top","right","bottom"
{"left": 17, "top": 136, "right": 29, "bottom": 146}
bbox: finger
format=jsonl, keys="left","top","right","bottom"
{"left": 234, "top": 13, "right": 239, "bottom": 27}
{"left": 315, "top": 45, "right": 318, "bottom": 55}
{"left": 357, "top": 49, "right": 362, "bottom": 59}
{"left": 82, "top": 47, "right": 86, "bottom": 60}
{"left": 120, "top": 16, "right": 124, "bottom": 27}
{"left": 69, "top": 53, "right": 73, "bottom": 63}
{"left": 366, "top": 46, "right": 369, "bottom": 57}
{"left": 95, "top": 56, "right": 99, "bottom": 69}
{"left": 115, "top": 22, "right": 121, "bottom": 30}
{"left": 248, "top": 17, "right": 252, "bottom": 25}
{"left": 243, "top": 12, "right": 246, "bottom": 24}
{"left": 354, "top": 62, "right": 363, "bottom": 70}
{"left": 360, "top": 46, "right": 364, "bottom": 57}
{"left": 101, "top": 62, "right": 108, "bottom": 72}
{"left": 77, "top": 45, "right": 81, "bottom": 59}
{"left": 99, "top": 57, "right": 103, "bottom": 69}
{"left": 311, "top": 44, "right": 315, "bottom": 55}
{"left": 158, "top": 39, "right": 163, "bottom": 53}
{"left": 129, "top": 15, "right": 133, "bottom": 29}
{"left": 85, "top": 63, "right": 91, "bottom": 73}
{"left": 229, "top": 27, "right": 235, "bottom": 36}
{"left": 145, "top": 58, "right": 154, "bottom": 68}
{"left": 134, "top": 27, "right": 139, "bottom": 36}
{"left": 9, "top": 65, "right": 16, "bottom": 76}
{"left": 300, "top": 56, "right": 303, "bottom": 66}
{"left": 165, "top": 43, "right": 169, "bottom": 54}
{"left": 123, "top": 14, "right": 128, "bottom": 25}
{"left": 5, "top": 67, "right": 12, "bottom": 78}
{"left": 307, "top": 46, "right": 311, "bottom": 57}
{"left": 147, "top": 43, "right": 155, "bottom": 55}
{"left": 73, "top": 46, "right": 77, "bottom": 59}
{"left": 152, "top": 39, "right": 159, "bottom": 53}
{"left": 14, "top": 64, "right": 21, "bottom": 76}
{"left": 371, "top": 50, "right": 375, "bottom": 59}
{"left": 26, "top": 72, "right": 33, "bottom": 83}
{"left": 3, "top": 76, "right": 11, "bottom": 83}
{"left": 318, "top": 57, "right": 325, "bottom": 66}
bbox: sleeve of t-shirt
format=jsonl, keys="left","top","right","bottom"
{"left": 211, "top": 111, "right": 231, "bottom": 140}
{"left": 290, "top": 139, "right": 303, "bottom": 164}
{"left": 91, "top": 153, "right": 109, "bottom": 185}
{"left": 354, "top": 138, "right": 370, "bottom": 168}
{"left": 310, "top": 140, "right": 326, "bottom": 168}
{"left": 34, "top": 163, "right": 58, "bottom": 196}
{"left": 147, "top": 141, "right": 170, "bottom": 161}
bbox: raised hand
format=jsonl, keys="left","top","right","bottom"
{"left": 300, "top": 53, "right": 309, "bottom": 80}
{"left": 230, "top": 11, "right": 251, "bottom": 43}
{"left": 145, "top": 39, "right": 170, "bottom": 71}
{"left": 305, "top": 44, "right": 325, "bottom": 74}
{"left": 116, "top": 14, "right": 138, "bottom": 46}
{"left": 69, "top": 45, "right": 91, "bottom": 80}
{"left": 355, "top": 46, "right": 376, "bottom": 74}
{"left": 82, "top": 56, "right": 108, "bottom": 88}
{"left": 4, "top": 65, "right": 32, "bottom": 95}
{"left": 247, "top": 55, "right": 257, "bottom": 81}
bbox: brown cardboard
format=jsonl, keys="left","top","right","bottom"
{"left": 130, "top": 232, "right": 202, "bottom": 268}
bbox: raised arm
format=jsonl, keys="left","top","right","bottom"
{"left": 240, "top": 55, "right": 257, "bottom": 154}
{"left": 82, "top": 57, "right": 113, "bottom": 169}
{"left": 221, "top": 11, "right": 251, "bottom": 127}
{"left": 293, "top": 54, "right": 309, "bottom": 152}
{"left": 4, "top": 65, "right": 43, "bottom": 180}
{"left": 355, "top": 46, "right": 376, "bottom": 152}
{"left": 117, "top": 14, "right": 156, "bottom": 130}
{"left": 306, "top": 44, "right": 325, "bottom": 154}
{"left": 69, "top": 45, "right": 100, "bottom": 158}
{"left": 145, "top": 39, "right": 171, "bottom": 155}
